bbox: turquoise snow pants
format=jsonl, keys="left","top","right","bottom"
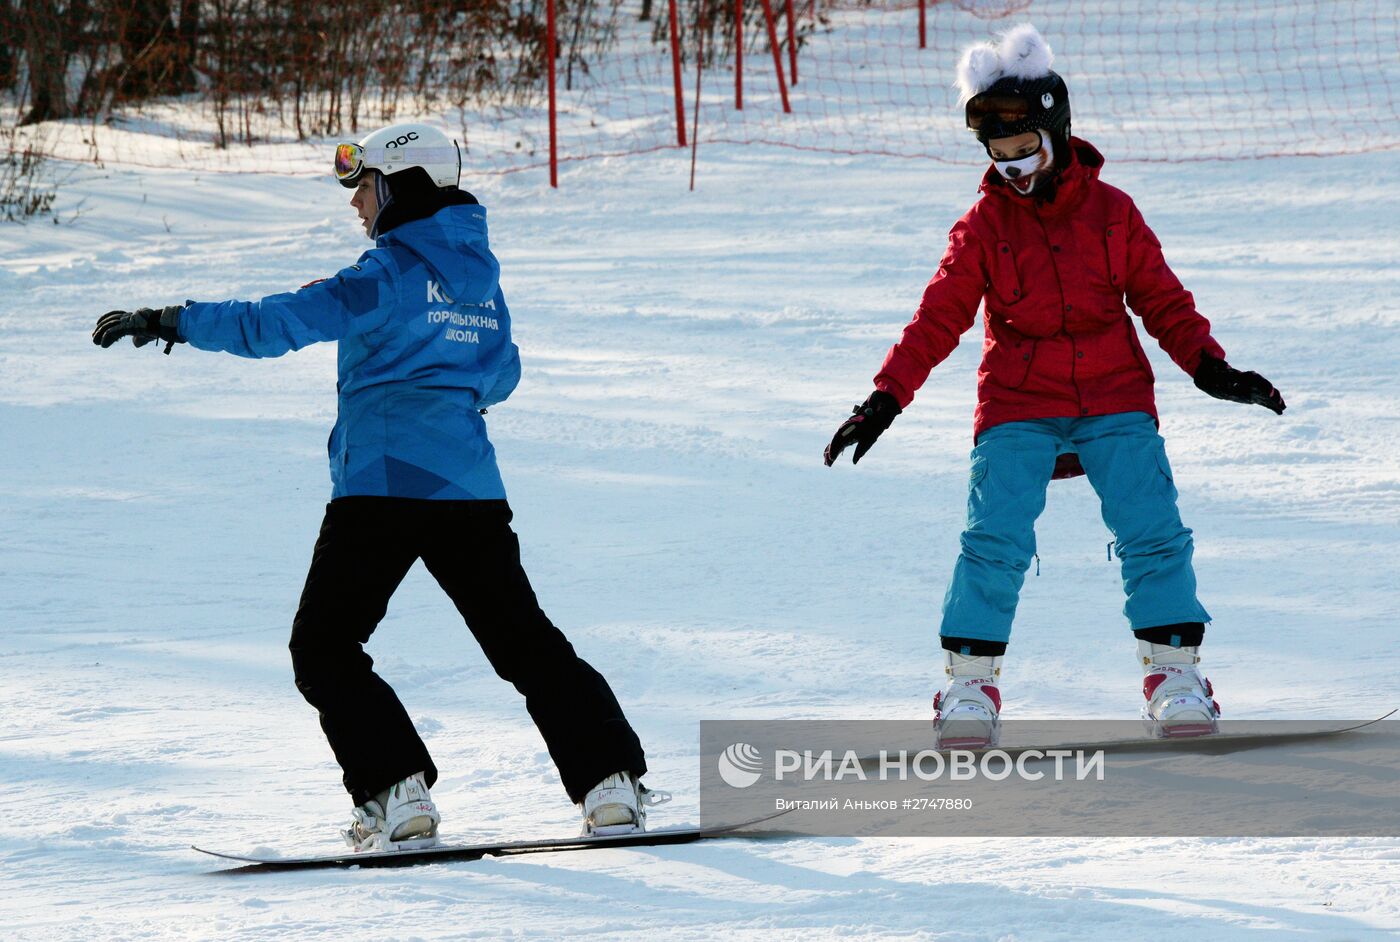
{"left": 939, "top": 411, "right": 1210, "bottom": 644}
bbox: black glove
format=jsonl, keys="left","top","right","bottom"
{"left": 824, "top": 390, "right": 902, "bottom": 466}
{"left": 92, "top": 305, "right": 185, "bottom": 353}
{"left": 1193, "top": 353, "right": 1285, "bottom": 415}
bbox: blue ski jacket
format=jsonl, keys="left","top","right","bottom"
{"left": 179, "top": 201, "right": 520, "bottom": 500}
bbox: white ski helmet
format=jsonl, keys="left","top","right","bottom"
{"left": 334, "top": 122, "right": 461, "bottom": 190}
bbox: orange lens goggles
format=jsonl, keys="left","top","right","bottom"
{"left": 965, "top": 94, "right": 1031, "bottom": 130}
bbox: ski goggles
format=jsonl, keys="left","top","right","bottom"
{"left": 333, "top": 141, "right": 462, "bottom": 185}
{"left": 333, "top": 142, "right": 367, "bottom": 183}
{"left": 965, "top": 93, "right": 1032, "bottom": 131}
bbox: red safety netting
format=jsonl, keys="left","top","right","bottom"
{"left": 29, "top": 0, "right": 1400, "bottom": 182}
{"left": 502, "top": 0, "right": 1400, "bottom": 183}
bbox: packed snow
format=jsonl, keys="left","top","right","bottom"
{"left": 3, "top": 10, "right": 1400, "bottom": 941}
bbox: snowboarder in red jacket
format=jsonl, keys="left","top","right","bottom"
{"left": 824, "top": 25, "right": 1285, "bottom": 746}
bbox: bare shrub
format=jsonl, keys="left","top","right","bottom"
{"left": 5, "top": 0, "right": 799, "bottom": 156}
{"left": 0, "top": 122, "right": 58, "bottom": 222}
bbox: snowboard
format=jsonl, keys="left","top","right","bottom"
{"left": 864, "top": 710, "right": 1396, "bottom": 766}
{"left": 194, "top": 809, "right": 793, "bottom": 873}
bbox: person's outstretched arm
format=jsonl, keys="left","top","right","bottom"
{"left": 94, "top": 256, "right": 397, "bottom": 359}
{"left": 825, "top": 219, "right": 986, "bottom": 466}
{"left": 1122, "top": 201, "right": 1284, "bottom": 413}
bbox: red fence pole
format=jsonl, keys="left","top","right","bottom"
{"left": 918, "top": 0, "right": 926, "bottom": 50}
{"left": 668, "top": 0, "right": 687, "bottom": 147}
{"left": 546, "top": 0, "right": 558, "bottom": 187}
{"left": 735, "top": 0, "right": 743, "bottom": 110}
{"left": 760, "top": 0, "right": 791, "bottom": 113}
{"left": 784, "top": 0, "right": 797, "bottom": 85}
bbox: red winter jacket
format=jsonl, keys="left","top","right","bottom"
{"left": 874, "top": 138, "right": 1225, "bottom": 455}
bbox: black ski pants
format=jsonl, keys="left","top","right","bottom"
{"left": 288, "top": 496, "right": 647, "bottom": 806}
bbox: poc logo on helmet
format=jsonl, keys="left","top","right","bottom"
{"left": 385, "top": 131, "right": 420, "bottom": 149}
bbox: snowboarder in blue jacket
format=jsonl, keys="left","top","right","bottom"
{"left": 93, "top": 123, "right": 661, "bottom": 851}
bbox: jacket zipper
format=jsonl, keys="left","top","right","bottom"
{"left": 1034, "top": 208, "right": 1084, "bottom": 414}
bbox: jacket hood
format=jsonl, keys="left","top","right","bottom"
{"left": 376, "top": 199, "right": 500, "bottom": 305}
{"left": 979, "top": 136, "right": 1104, "bottom": 211}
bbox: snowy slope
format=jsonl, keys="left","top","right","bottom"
{"left": 4, "top": 54, "right": 1400, "bottom": 942}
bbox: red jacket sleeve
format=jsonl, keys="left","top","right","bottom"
{"left": 1124, "top": 200, "right": 1226, "bottom": 375}
{"left": 873, "top": 218, "right": 986, "bottom": 408}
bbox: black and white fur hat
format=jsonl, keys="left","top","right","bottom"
{"left": 956, "top": 24, "right": 1071, "bottom": 149}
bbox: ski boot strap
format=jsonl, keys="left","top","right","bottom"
{"left": 1138, "top": 639, "right": 1201, "bottom": 669}
{"left": 639, "top": 783, "right": 672, "bottom": 807}
{"left": 945, "top": 649, "right": 1003, "bottom": 681}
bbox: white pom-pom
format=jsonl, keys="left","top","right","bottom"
{"left": 997, "top": 23, "right": 1053, "bottom": 80}
{"left": 956, "top": 43, "right": 1002, "bottom": 103}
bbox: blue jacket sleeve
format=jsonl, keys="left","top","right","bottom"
{"left": 178, "top": 256, "right": 398, "bottom": 358}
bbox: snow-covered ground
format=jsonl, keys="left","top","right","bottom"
{"left": 3, "top": 105, "right": 1400, "bottom": 940}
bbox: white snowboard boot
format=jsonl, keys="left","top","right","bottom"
{"left": 1139, "top": 640, "right": 1220, "bottom": 738}
{"left": 932, "top": 650, "right": 1003, "bottom": 749}
{"left": 341, "top": 771, "right": 440, "bottom": 852}
{"left": 580, "top": 771, "right": 671, "bottom": 836}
